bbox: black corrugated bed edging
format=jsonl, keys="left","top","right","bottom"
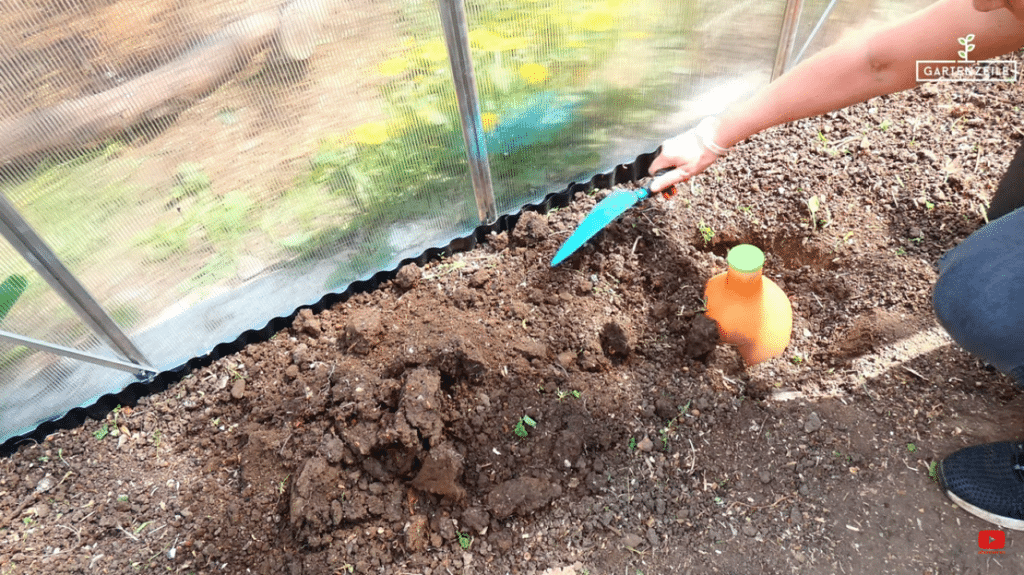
{"left": 0, "top": 150, "right": 659, "bottom": 458}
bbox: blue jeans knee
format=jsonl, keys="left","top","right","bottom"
{"left": 934, "top": 208, "right": 1024, "bottom": 385}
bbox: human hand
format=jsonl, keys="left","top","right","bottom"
{"left": 647, "top": 117, "right": 728, "bottom": 194}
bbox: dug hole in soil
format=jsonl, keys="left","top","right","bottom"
{"left": 3, "top": 65, "right": 1024, "bottom": 575}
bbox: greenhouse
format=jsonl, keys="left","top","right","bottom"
{"left": 1, "top": 0, "right": 1022, "bottom": 573}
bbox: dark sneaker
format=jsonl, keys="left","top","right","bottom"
{"left": 938, "top": 441, "right": 1024, "bottom": 531}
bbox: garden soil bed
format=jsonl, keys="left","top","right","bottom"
{"left": 3, "top": 69, "right": 1024, "bottom": 575}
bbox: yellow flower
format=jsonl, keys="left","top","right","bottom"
{"left": 580, "top": 10, "right": 614, "bottom": 32}
{"left": 519, "top": 63, "right": 550, "bottom": 85}
{"left": 469, "top": 29, "right": 528, "bottom": 51}
{"left": 419, "top": 40, "right": 449, "bottom": 62}
{"left": 481, "top": 112, "right": 499, "bottom": 132}
{"left": 378, "top": 57, "right": 408, "bottom": 76}
{"left": 350, "top": 121, "right": 389, "bottom": 146}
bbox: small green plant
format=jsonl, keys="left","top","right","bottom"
{"left": 456, "top": 531, "right": 473, "bottom": 549}
{"left": 697, "top": 221, "right": 715, "bottom": 244}
{"left": 791, "top": 354, "right": 805, "bottom": 364}
{"left": 151, "top": 430, "right": 162, "bottom": 448}
{"left": 513, "top": 415, "right": 537, "bottom": 438}
{"left": 118, "top": 494, "right": 129, "bottom": 502}
{"left": 628, "top": 436, "right": 637, "bottom": 451}
{"left": 806, "top": 194, "right": 831, "bottom": 229}
{"left": 879, "top": 119, "right": 892, "bottom": 131}
{"left": 907, "top": 443, "right": 917, "bottom": 453}
{"left": 93, "top": 423, "right": 109, "bottom": 441}
{"left": 816, "top": 131, "right": 843, "bottom": 157}
{"left": 925, "top": 200, "right": 935, "bottom": 210}
{"left": 929, "top": 461, "right": 938, "bottom": 481}
{"left": 278, "top": 475, "right": 290, "bottom": 495}
{"left": 22, "top": 515, "right": 34, "bottom": 526}
{"left": 556, "top": 389, "right": 582, "bottom": 400}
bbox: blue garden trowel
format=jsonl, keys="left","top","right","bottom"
{"left": 550, "top": 169, "right": 674, "bottom": 266}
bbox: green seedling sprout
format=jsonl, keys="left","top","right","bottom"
{"left": 514, "top": 415, "right": 537, "bottom": 438}
{"left": 93, "top": 423, "right": 109, "bottom": 441}
{"left": 698, "top": 221, "right": 715, "bottom": 244}
{"left": 807, "top": 195, "right": 820, "bottom": 219}
{"left": 806, "top": 195, "right": 830, "bottom": 229}
{"left": 456, "top": 531, "right": 473, "bottom": 549}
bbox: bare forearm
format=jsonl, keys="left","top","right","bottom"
{"left": 649, "top": 0, "right": 1023, "bottom": 192}
{"left": 712, "top": 0, "right": 1024, "bottom": 149}
{"left": 715, "top": 37, "right": 912, "bottom": 148}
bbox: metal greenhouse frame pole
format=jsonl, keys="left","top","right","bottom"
{"left": 0, "top": 329, "right": 153, "bottom": 375}
{"left": 0, "top": 192, "right": 155, "bottom": 374}
{"left": 437, "top": 0, "right": 498, "bottom": 224}
{"left": 772, "top": 0, "right": 804, "bottom": 81}
{"left": 792, "top": 0, "right": 841, "bottom": 67}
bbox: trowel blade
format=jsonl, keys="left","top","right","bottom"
{"left": 550, "top": 187, "right": 648, "bottom": 266}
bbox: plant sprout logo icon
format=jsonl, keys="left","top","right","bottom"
{"left": 958, "top": 34, "right": 976, "bottom": 62}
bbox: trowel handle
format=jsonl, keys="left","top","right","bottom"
{"left": 648, "top": 168, "right": 677, "bottom": 200}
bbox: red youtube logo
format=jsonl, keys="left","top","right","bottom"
{"left": 978, "top": 530, "right": 1006, "bottom": 551}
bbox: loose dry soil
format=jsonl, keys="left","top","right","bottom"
{"left": 3, "top": 61, "right": 1024, "bottom": 575}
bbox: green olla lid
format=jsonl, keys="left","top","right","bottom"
{"left": 727, "top": 244, "right": 764, "bottom": 273}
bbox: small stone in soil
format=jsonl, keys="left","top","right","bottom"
{"left": 804, "top": 412, "right": 822, "bottom": 433}
{"left": 599, "top": 321, "right": 632, "bottom": 358}
{"left": 621, "top": 533, "right": 643, "bottom": 549}
{"left": 637, "top": 436, "right": 654, "bottom": 452}
{"left": 230, "top": 379, "right": 245, "bottom": 399}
